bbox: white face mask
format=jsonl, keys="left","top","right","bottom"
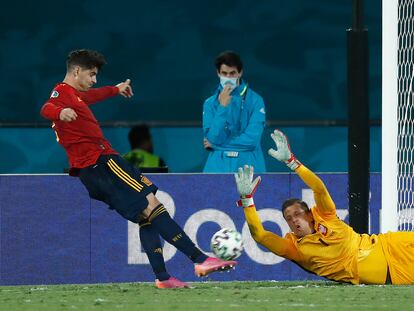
{"left": 219, "top": 76, "right": 239, "bottom": 91}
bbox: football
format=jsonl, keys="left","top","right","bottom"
{"left": 210, "top": 228, "right": 244, "bottom": 260}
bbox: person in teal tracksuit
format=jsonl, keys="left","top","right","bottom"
{"left": 203, "top": 51, "right": 266, "bottom": 173}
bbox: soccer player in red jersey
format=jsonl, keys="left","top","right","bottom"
{"left": 40, "top": 49, "right": 237, "bottom": 288}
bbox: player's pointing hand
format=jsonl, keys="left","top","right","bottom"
{"left": 116, "top": 79, "right": 134, "bottom": 98}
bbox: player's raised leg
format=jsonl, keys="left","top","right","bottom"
{"left": 143, "top": 195, "right": 238, "bottom": 277}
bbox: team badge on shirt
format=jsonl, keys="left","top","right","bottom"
{"left": 50, "top": 90, "right": 59, "bottom": 98}
{"left": 317, "top": 223, "right": 328, "bottom": 236}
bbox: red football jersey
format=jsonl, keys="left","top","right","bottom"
{"left": 40, "top": 83, "right": 119, "bottom": 169}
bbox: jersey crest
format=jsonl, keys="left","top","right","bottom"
{"left": 317, "top": 223, "right": 328, "bottom": 236}
{"left": 50, "top": 90, "right": 59, "bottom": 98}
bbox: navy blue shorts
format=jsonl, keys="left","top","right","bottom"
{"left": 79, "top": 154, "right": 158, "bottom": 223}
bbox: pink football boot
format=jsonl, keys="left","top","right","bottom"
{"left": 155, "top": 277, "right": 190, "bottom": 289}
{"left": 194, "top": 257, "right": 238, "bottom": 277}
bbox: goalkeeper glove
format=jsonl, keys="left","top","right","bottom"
{"left": 268, "top": 129, "right": 301, "bottom": 171}
{"left": 234, "top": 165, "right": 261, "bottom": 208}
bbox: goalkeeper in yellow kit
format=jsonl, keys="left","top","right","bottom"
{"left": 235, "top": 129, "right": 414, "bottom": 285}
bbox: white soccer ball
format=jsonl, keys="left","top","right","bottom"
{"left": 210, "top": 228, "right": 243, "bottom": 260}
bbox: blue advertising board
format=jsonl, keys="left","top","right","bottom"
{"left": 0, "top": 173, "right": 381, "bottom": 285}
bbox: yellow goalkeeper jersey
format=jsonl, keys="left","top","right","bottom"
{"left": 244, "top": 165, "right": 388, "bottom": 284}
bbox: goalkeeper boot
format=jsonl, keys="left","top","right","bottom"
{"left": 194, "top": 257, "right": 238, "bottom": 277}
{"left": 155, "top": 277, "right": 190, "bottom": 289}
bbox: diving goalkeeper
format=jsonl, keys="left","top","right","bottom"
{"left": 235, "top": 129, "right": 414, "bottom": 285}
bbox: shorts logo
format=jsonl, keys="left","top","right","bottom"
{"left": 50, "top": 90, "right": 59, "bottom": 98}
{"left": 141, "top": 175, "right": 152, "bottom": 186}
{"left": 318, "top": 223, "right": 328, "bottom": 236}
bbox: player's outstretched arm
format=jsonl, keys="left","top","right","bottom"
{"left": 234, "top": 165, "right": 298, "bottom": 260}
{"left": 268, "top": 129, "right": 336, "bottom": 216}
{"left": 79, "top": 79, "right": 133, "bottom": 105}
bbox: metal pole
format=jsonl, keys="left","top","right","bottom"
{"left": 347, "top": 0, "right": 370, "bottom": 233}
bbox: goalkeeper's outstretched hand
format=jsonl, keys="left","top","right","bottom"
{"left": 268, "top": 129, "right": 301, "bottom": 171}
{"left": 234, "top": 165, "right": 261, "bottom": 208}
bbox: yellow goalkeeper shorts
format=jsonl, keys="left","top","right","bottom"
{"left": 379, "top": 231, "right": 414, "bottom": 285}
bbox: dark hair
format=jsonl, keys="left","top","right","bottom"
{"left": 128, "top": 124, "right": 151, "bottom": 150}
{"left": 282, "top": 198, "right": 310, "bottom": 218}
{"left": 215, "top": 50, "right": 243, "bottom": 72}
{"left": 66, "top": 49, "right": 106, "bottom": 71}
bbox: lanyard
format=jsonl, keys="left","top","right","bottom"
{"left": 240, "top": 84, "right": 248, "bottom": 106}
{"left": 237, "top": 85, "right": 248, "bottom": 133}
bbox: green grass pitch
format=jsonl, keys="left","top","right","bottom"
{"left": 1, "top": 281, "right": 413, "bottom": 311}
